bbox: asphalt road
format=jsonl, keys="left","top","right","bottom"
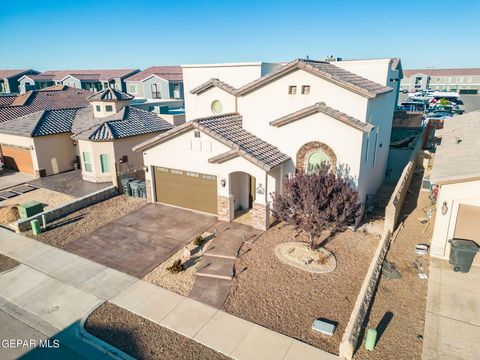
{"left": 398, "top": 93, "right": 480, "bottom": 113}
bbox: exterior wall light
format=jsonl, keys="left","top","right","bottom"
{"left": 220, "top": 178, "right": 226, "bottom": 187}
{"left": 441, "top": 201, "right": 448, "bottom": 215}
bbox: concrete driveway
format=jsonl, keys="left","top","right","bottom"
{"left": 0, "top": 170, "right": 35, "bottom": 191}
{"left": 63, "top": 204, "right": 218, "bottom": 277}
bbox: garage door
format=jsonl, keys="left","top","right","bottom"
{"left": 154, "top": 167, "right": 217, "bottom": 214}
{"left": 0, "top": 144, "right": 34, "bottom": 174}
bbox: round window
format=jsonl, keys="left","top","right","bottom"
{"left": 307, "top": 150, "right": 330, "bottom": 172}
{"left": 211, "top": 100, "right": 223, "bottom": 114}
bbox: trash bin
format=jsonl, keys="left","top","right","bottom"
{"left": 137, "top": 181, "right": 146, "bottom": 199}
{"left": 129, "top": 180, "right": 141, "bottom": 198}
{"left": 31, "top": 219, "right": 41, "bottom": 235}
{"left": 448, "top": 239, "right": 479, "bottom": 273}
{"left": 120, "top": 177, "right": 134, "bottom": 196}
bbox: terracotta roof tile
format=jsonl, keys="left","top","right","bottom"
{"left": 125, "top": 66, "right": 183, "bottom": 82}
{"left": 87, "top": 88, "right": 134, "bottom": 101}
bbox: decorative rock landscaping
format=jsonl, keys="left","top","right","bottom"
{"left": 274, "top": 241, "right": 336, "bottom": 273}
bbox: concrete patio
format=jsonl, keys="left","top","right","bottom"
{"left": 0, "top": 170, "right": 35, "bottom": 191}
{"left": 0, "top": 227, "right": 338, "bottom": 360}
{"left": 423, "top": 258, "right": 480, "bottom": 359}
{"left": 27, "top": 170, "right": 111, "bottom": 198}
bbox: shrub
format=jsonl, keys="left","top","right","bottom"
{"left": 166, "top": 259, "right": 185, "bottom": 274}
{"left": 271, "top": 164, "right": 361, "bottom": 250}
{"left": 193, "top": 235, "right": 206, "bottom": 246}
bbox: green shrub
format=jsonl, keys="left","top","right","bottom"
{"left": 193, "top": 235, "right": 206, "bottom": 246}
{"left": 166, "top": 259, "right": 185, "bottom": 274}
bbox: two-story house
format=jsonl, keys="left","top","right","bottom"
{"left": 0, "top": 69, "right": 39, "bottom": 94}
{"left": 18, "top": 69, "right": 140, "bottom": 93}
{"left": 124, "top": 66, "right": 184, "bottom": 100}
{"left": 134, "top": 58, "right": 402, "bottom": 230}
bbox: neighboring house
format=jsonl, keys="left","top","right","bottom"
{"left": 134, "top": 58, "right": 402, "bottom": 230}
{"left": 430, "top": 110, "right": 480, "bottom": 265}
{"left": 19, "top": 69, "right": 140, "bottom": 93}
{"left": 0, "top": 88, "right": 174, "bottom": 181}
{"left": 18, "top": 74, "right": 56, "bottom": 93}
{"left": 401, "top": 68, "right": 480, "bottom": 94}
{"left": 124, "top": 66, "right": 184, "bottom": 100}
{"left": 424, "top": 110, "right": 480, "bottom": 360}
{"left": 0, "top": 85, "right": 91, "bottom": 123}
{"left": 0, "top": 69, "right": 39, "bottom": 94}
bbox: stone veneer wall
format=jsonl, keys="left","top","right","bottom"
{"left": 296, "top": 141, "right": 337, "bottom": 171}
{"left": 251, "top": 202, "right": 269, "bottom": 231}
{"left": 217, "top": 195, "right": 234, "bottom": 222}
{"left": 145, "top": 179, "right": 152, "bottom": 202}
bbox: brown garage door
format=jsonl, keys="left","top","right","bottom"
{"left": 0, "top": 144, "right": 34, "bottom": 174}
{"left": 154, "top": 167, "right": 217, "bottom": 214}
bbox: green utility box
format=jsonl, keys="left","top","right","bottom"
{"left": 17, "top": 201, "right": 44, "bottom": 219}
{"left": 448, "top": 239, "right": 479, "bottom": 273}
{"left": 31, "top": 219, "right": 41, "bottom": 235}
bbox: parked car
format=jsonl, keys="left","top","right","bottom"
{"left": 0, "top": 155, "right": 4, "bottom": 172}
{"left": 425, "top": 112, "right": 452, "bottom": 129}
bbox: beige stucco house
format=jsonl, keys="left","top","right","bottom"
{"left": 0, "top": 88, "right": 174, "bottom": 182}
{"left": 134, "top": 58, "right": 402, "bottom": 230}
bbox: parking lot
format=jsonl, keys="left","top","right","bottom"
{"left": 398, "top": 93, "right": 480, "bottom": 113}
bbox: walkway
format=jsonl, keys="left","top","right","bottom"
{"left": 0, "top": 228, "right": 337, "bottom": 360}
{"left": 423, "top": 258, "right": 480, "bottom": 359}
{"left": 190, "top": 222, "right": 261, "bottom": 308}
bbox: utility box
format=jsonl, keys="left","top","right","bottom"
{"left": 448, "top": 239, "right": 479, "bottom": 273}
{"left": 17, "top": 201, "right": 44, "bottom": 219}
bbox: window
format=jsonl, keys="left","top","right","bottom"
{"left": 306, "top": 150, "right": 330, "bottom": 173}
{"left": 95, "top": 105, "right": 101, "bottom": 112}
{"left": 372, "top": 128, "right": 380, "bottom": 166}
{"left": 128, "top": 84, "right": 138, "bottom": 94}
{"left": 467, "top": 77, "right": 473, "bottom": 83}
{"left": 364, "top": 133, "right": 370, "bottom": 162}
{"left": 100, "top": 154, "right": 109, "bottom": 173}
{"left": 301, "top": 85, "right": 310, "bottom": 94}
{"left": 82, "top": 152, "right": 92, "bottom": 172}
{"left": 457, "top": 77, "right": 464, "bottom": 83}
{"left": 194, "top": 130, "right": 201, "bottom": 138}
{"left": 211, "top": 100, "right": 223, "bottom": 114}
{"left": 105, "top": 105, "right": 113, "bottom": 112}
{"left": 288, "top": 85, "right": 297, "bottom": 94}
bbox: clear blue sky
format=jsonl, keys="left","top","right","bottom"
{"left": 1, "top": 0, "right": 479, "bottom": 71}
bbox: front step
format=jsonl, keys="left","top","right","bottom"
{"left": 196, "top": 256, "right": 235, "bottom": 280}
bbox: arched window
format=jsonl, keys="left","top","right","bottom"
{"left": 306, "top": 150, "right": 331, "bottom": 173}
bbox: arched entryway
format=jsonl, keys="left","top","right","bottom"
{"left": 296, "top": 141, "right": 337, "bottom": 173}
{"left": 230, "top": 171, "right": 256, "bottom": 225}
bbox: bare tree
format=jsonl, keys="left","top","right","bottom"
{"left": 271, "top": 166, "right": 361, "bottom": 250}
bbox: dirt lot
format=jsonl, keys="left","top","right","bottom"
{"left": 355, "top": 173, "right": 433, "bottom": 360}
{"left": 0, "top": 188, "right": 74, "bottom": 225}
{"left": 0, "top": 254, "right": 20, "bottom": 273}
{"left": 223, "top": 225, "right": 379, "bottom": 354}
{"left": 143, "top": 233, "right": 213, "bottom": 296}
{"left": 85, "top": 302, "right": 229, "bottom": 360}
{"left": 26, "top": 196, "right": 146, "bottom": 247}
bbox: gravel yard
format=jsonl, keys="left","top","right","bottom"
{"left": 26, "top": 196, "right": 147, "bottom": 247}
{"left": 142, "top": 233, "right": 213, "bottom": 296}
{"left": 223, "top": 224, "right": 379, "bottom": 354}
{"left": 85, "top": 302, "right": 230, "bottom": 360}
{"left": 355, "top": 173, "right": 433, "bottom": 360}
{"left": 0, "top": 254, "right": 20, "bottom": 273}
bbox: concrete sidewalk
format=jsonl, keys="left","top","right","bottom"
{"left": 423, "top": 258, "right": 480, "bottom": 359}
{"left": 0, "top": 228, "right": 338, "bottom": 360}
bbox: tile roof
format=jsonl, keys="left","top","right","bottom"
{"left": 63, "top": 73, "right": 101, "bottom": 81}
{"left": 0, "top": 95, "right": 16, "bottom": 106}
{"left": 0, "top": 108, "right": 79, "bottom": 137}
{"left": 72, "top": 106, "right": 173, "bottom": 141}
{"left": 0, "top": 69, "right": 36, "bottom": 79}
{"left": 41, "top": 69, "right": 139, "bottom": 82}
{"left": 87, "top": 88, "right": 134, "bottom": 101}
{"left": 403, "top": 68, "right": 480, "bottom": 77}
{"left": 134, "top": 113, "right": 290, "bottom": 171}
{"left": 125, "top": 66, "right": 183, "bottom": 82}
{"left": 430, "top": 110, "right": 480, "bottom": 184}
{"left": 235, "top": 59, "right": 392, "bottom": 98}
{"left": 21, "top": 74, "right": 56, "bottom": 81}
{"left": 190, "top": 78, "right": 237, "bottom": 95}
{"left": 0, "top": 86, "right": 91, "bottom": 123}
{"left": 270, "top": 102, "right": 374, "bottom": 132}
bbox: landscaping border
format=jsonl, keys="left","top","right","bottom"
{"left": 339, "top": 127, "right": 427, "bottom": 359}
{"left": 10, "top": 186, "right": 118, "bottom": 232}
